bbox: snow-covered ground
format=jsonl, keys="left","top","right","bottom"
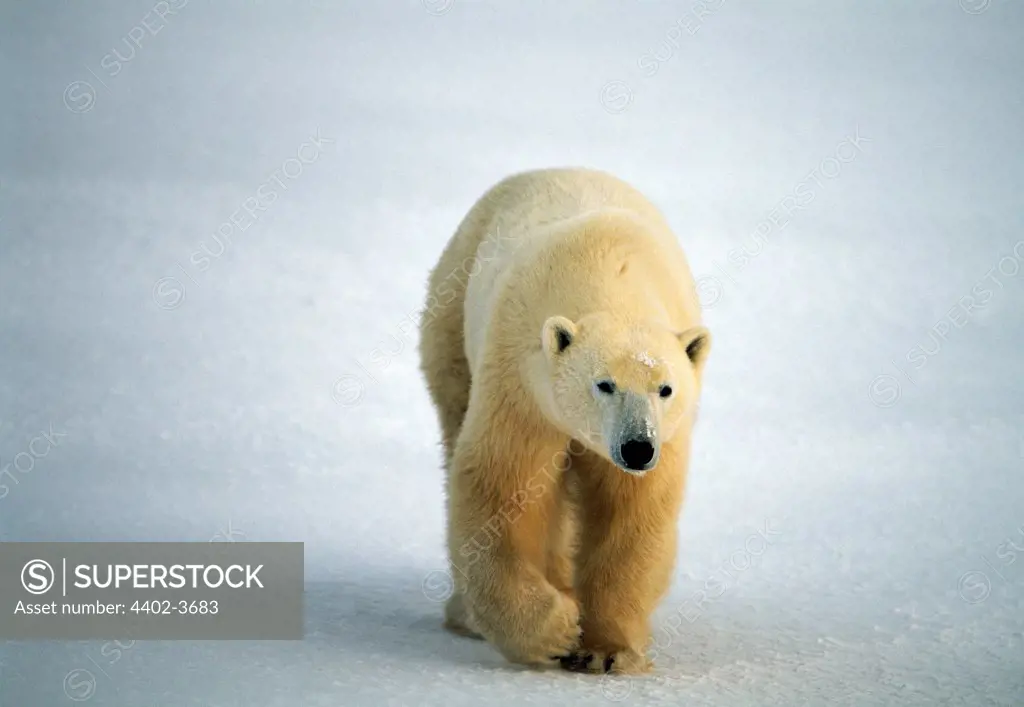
{"left": 2, "top": 1, "right": 1023, "bottom": 704}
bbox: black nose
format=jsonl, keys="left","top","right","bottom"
{"left": 620, "top": 439, "right": 655, "bottom": 470}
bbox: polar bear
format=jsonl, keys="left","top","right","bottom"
{"left": 418, "top": 167, "right": 710, "bottom": 674}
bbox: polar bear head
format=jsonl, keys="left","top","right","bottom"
{"left": 537, "top": 312, "right": 710, "bottom": 475}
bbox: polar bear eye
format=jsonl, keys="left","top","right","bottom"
{"left": 659, "top": 385, "right": 673, "bottom": 398}
{"left": 595, "top": 380, "right": 616, "bottom": 395}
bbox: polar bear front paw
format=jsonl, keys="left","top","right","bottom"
{"left": 559, "top": 646, "right": 652, "bottom": 675}
{"left": 475, "top": 585, "right": 583, "bottom": 667}
{"left": 533, "top": 590, "right": 585, "bottom": 663}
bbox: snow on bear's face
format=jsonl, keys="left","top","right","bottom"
{"left": 539, "top": 313, "right": 710, "bottom": 475}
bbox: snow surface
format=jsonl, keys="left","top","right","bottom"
{"left": 2, "top": 1, "right": 1023, "bottom": 705}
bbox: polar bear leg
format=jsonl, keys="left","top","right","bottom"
{"left": 561, "top": 442, "right": 688, "bottom": 674}
{"left": 449, "top": 403, "right": 583, "bottom": 666}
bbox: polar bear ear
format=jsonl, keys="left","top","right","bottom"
{"left": 541, "top": 316, "right": 577, "bottom": 358}
{"left": 677, "top": 326, "right": 711, "bottom": 368}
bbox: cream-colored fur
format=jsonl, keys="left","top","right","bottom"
{"left": 418, "top": 167, "right": 710, "bottom": 674}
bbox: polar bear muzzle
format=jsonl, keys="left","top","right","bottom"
{"left": 610, "top": 391, "right": 659, "bottom": 474}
